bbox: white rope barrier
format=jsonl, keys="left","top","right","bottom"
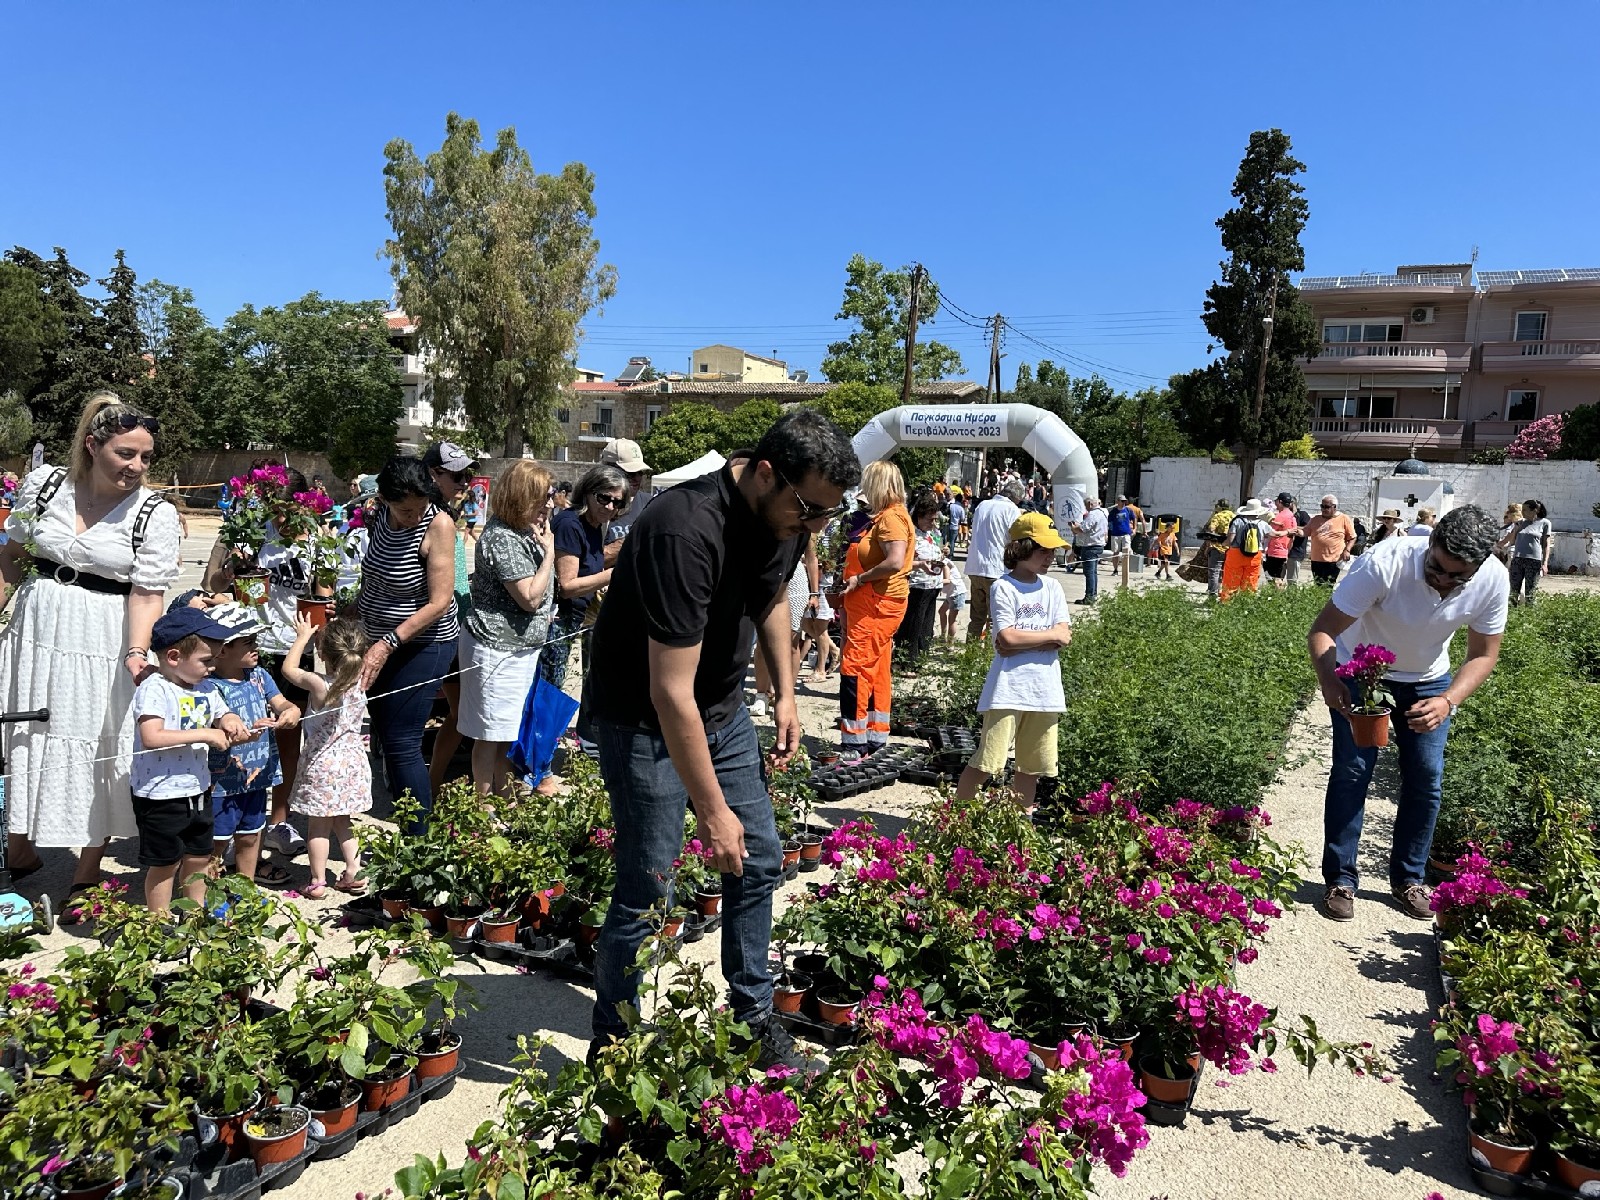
{"left": 0, "top": 623, "right": 591, "bottom": 784}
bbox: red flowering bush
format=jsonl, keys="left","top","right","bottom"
{"left": 1506, "top": 411, "right": 1565, "bottom": 461}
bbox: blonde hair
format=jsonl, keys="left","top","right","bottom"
{"left": 1414, "top": 507, "right": 1436, "bottom": 525}
{"left": 859, "top": 460, "right": 906, "bottom": 513}
{"left": 319, "top": 618, "right": 371, "bottom": 710}
{"left": 71, "top": 391, "right": 155, "bottom": 482}
{"left": 490, "top": 461, "right": 553, "bottom": 530}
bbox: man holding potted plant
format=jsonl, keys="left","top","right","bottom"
{"left": 1307, "top": 505, "right": 1509, "bottom": 923}
{"left": 582, "top": 408, "right": 859, "bottom": 1074}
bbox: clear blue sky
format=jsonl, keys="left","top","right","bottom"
{"left": 6, "top": 2, "right": 1599, "bottom": 394}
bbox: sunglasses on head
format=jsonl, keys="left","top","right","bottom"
{"left": 97, "top": 411, "right": 160, "bottom": 436}
{"left": 774, "top": 468, "right": 849, "bottom": 522}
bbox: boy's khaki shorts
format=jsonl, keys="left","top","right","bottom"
{"left": 970, "top": 709, "right": 1060, "bottom": 778}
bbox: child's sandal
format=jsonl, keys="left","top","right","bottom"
{"left": 303, "top": 881, "right": 328, "bottom": 900}
{"left": 333, "top": 873, "right": 367, "bottom": 896}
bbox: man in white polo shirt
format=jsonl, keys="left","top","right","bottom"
{"left": 964, "top": 480, "right": 1025, "bottom": 640}
{"left": 1306, "top": 505, "right": 1509, "bottom": 923}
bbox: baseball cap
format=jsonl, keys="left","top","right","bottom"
{"left": 151, "top": 607, "right": 235, "bottom": 650}
{"left": 1009, "top": 511, "right": 1067, "bottom": 550}
{"left": 423, "top": 441, "right": 477, "bottom": 475}
{"left": 355, "top": 474, "right": 378, "bottom": 498}
{"left": 1276, "top": 491, "right": 1296, "bottom": 506}
{"left": 205, "top": 602, "right": 266, "bottom": 643}
{"left": 600, "top": 438, "right": 651, "bottom": 474}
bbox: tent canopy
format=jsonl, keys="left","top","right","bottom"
{"left": 652, "top": 449, "right": 726, "bottom": 488}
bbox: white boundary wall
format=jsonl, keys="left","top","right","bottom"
{"left": 1141, "top": 457, "right": 1600, "bottom": 572}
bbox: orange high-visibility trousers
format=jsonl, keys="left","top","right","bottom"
{"left": 839, "top": 586, "right": 907, "bottom": 751}
{"left": 1220, "top": 548, "right": 1262, "bottom": 601}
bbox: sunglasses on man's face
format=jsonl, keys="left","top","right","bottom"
{"left": 1424, "top": 550, "right": 1478, "bottom": 584}
{"left": 774, "top": 468, "right": 849, "bottom": 522}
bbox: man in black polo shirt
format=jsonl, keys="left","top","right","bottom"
{"left": 583, "top": 408, "right": 861, "bottom": 1070}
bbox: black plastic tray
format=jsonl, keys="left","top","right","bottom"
{"left": 774, "top": 1008, "right": 858, "bottom": 1048}
{"left": 1471, "top": 1158, "right": 1595, "bottom": 1198}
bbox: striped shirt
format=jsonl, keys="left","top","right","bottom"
{"left": 357, "top": 503, "right": 459, "bottom": 644}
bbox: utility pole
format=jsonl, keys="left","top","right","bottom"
{"left": 899, "top": 264, "right": 923, "bottom": 407}
{"left": 977, "top": 313, "right": 1003, "bottom": 489}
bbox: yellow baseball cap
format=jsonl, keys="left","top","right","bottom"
{"left": 1008, "top": 511, "right": 1067, "bottom": 550}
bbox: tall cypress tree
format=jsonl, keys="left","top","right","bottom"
{"left": 1172, "top": 130, "right": 1320, "bottom": 502}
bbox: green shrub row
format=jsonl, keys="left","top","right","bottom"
{"left": 1438, "top": 593, "right": 1600, "bottom": 867}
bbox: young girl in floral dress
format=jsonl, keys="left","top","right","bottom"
{"left": 282, "top": 615, "right": 371, "bottom": 898}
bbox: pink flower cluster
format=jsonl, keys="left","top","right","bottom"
{"left": 1048, "top": 1034, "right": 1150, "bottom": 1177}
{"left": 1174, "top": 982, "right": 1271, "bottom": 1075}
{"left": 5, "top": 975, "right": 59, "bottom": 1014}
{"left": 1506, "top": 412, "right": 1565, "bottom": 461}
{"left": 701, "top": 1079, "right": 803, "bottom": 1173}
{"left": 1335, "top": 643, "right": 1396, "bottom": 689}
{"left": 292, "top": 489, "right": 334, "bottom": 514}
{"left": 860, "top": 979, "right": 1031, "bottom": 1107}
{"left": 1455, "top": 1013, "right": 1521, "bottom": 1077}
{"left": 1430, "top": 848, "right": 1528, "bottom": 916}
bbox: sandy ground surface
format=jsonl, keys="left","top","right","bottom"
{"left": 11, "top": 515, "right": 1600, "bottom": 1197}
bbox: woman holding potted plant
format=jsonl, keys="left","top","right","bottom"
{"left": 1307, "top": 506, "right": 1509, "bottom": 924}
{"left": 205, "top": 466, "right": 355, "bottom": 878}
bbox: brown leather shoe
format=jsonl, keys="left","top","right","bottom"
{"left": 1392, "top": 882, "right": 1434, "bottom": 921}
{"left": 1322, "top": 885, "right": 1355, "bottom": 921}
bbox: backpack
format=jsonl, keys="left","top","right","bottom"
{"left": 1234, "top": 518, "right": 1261, "bottom": 556}
{"left": 36, "top": 467, "right": 168, "bottom": 553}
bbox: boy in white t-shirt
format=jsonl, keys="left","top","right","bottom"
{"left": 956, "top": 513, "right": 1073, "bottom": 811}
{"left": 132, "top": 607, "right": 250, "bottom": 913}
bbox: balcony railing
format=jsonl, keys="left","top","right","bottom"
{"left": 1464, "top": 420, "right": 1531, "bottom": 447}
{"left": 1308, "top": 417, "right": 1463, "bottom": 448}
{"left": 1302, "top": 341, "right": 1471, "bottom": 369}
{"left": 1481, "top": 340, "right": 1600, "bottom": 371}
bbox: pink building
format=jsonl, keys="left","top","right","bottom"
{"left": 1297, "top": 264, "right": 1600, "bottom": 460}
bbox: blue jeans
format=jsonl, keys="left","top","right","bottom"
{"left": 1508, "top": 556, "right": 1540, "bottom": 602}
{"left": 1076, "top": 545, "right": 1102, "bottom": 599}
{"left": 591, "top": 706, "right": 781, "bottom": 1039}
{"left": 1322, "top": 674, "right": 1453, "bottom": 890}
{"left": 368, "top": 637, "right": 456, "bottom": 832}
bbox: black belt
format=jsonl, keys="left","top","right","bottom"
{"left": 30, "top": 556, "right": 132, "bottom": 595}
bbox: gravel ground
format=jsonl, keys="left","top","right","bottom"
{"left": 13, "top": 516, "right": 1599, "bottom": 1197}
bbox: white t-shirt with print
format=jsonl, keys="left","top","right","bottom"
{"left": 978, "top": 573, "right": 1069, "bottom": 712}
{"left": 131, "top": 674, "right": 231, "bottom": 799}
{"left": 1331, "top": 535, "right": 1509, "bottom": 683}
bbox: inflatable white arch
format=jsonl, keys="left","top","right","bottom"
{"left": 851, "top": 402, "right": 1098, "bottom": 533}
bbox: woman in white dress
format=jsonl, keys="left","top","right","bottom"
{"left": 0, "top": 392, "right": 181, "bottom": 919}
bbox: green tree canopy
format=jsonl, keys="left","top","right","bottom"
{"left": 1554, "top": 401, "right": 1600, "bottom": 461}
{"left": 1015, "top": 362, "right": 1198, "bottom": 482}
{"left": 4, "top": 246, "right": 116, "bottom": 455}
{"left": 0, "top": 261, "right": 65, "bottom": 402}
{"left": 0, "top": 391, "right": 35, "bottom": 459}
{"left": 821, "top": 256, "right": 963, "bottom": 386}
{"left": 811, "top": 381, "right": 943, "bottom": 490}
{"left": 1171, "top": 129, "right": 1320, "bottom": 500}
{"left": 637, "top": 401, "right": 729, "bottom": 473}
{"left": 198, "top": 294, "right": 402, "bottom": 477}
{"left": 383, "top": 112, "right": 617, "bottom": 458}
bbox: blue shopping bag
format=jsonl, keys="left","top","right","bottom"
{"left": 508, "top": 673, "right": 580, "bottom": 783}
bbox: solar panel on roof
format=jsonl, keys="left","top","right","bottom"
{"left": 1476, "top": 268, "right": 1600, "bottom": 286}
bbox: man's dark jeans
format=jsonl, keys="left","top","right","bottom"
{"left": 591, "top": 705, "right": 781, "bottom": 1039}
{"left": 1076, "top": 545, "right": 1103, "bottom": 600}
{"left": 1322, "top": 675, "right": 1453, "bottom": 891}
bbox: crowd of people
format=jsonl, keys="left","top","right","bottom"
{"left": 0, "top": 391, "right": 1560, "bottom": 1074}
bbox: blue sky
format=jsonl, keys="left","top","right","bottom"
{"left": 6, "top": 2, "right": 1599, "bottom": 393}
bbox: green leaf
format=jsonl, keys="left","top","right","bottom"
{"left": 496, "top": 1176, "right": 527, "bottom": 1200}
{"left": 577, "top": 1111, "right": 603, "bottom": 1144}
{"left": 666, "top": 1138, "right": 693, "bottom": 1169}
{"left": 631, "top": 1073, "right": 659, "bottom": 1119}
{"left": 347, "top": 1021, "right": 370, "bottom": 1057}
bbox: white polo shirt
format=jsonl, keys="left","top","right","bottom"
{"left": 966, "top": 496, "right": 1021, "bottom": 579}
{"left": 1331, "top": 536, "right": 1508, "bottom": 682}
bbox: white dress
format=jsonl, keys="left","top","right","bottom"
{"left": 0, "top": 466, "right": 181, "bottom": 846}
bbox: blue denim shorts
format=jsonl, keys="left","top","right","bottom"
{"left": 212, "top": 787, "right": 269, "bottom": 840}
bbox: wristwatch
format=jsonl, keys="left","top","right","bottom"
{"left": 1445, "top": 698, "right": 1459, "bottom": 718}
{"left": 381, "top": 631, "right": 401, "bottom": 650}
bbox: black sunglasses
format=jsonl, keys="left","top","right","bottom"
{"left": 774, "top": 468, "right": 849, "bottom": 522}
{"left": 1424, "top": 549, "right": 1478, "bottom": 584}
{"left": 594, "top": 493, "right": 626, "bottom": 510}
{"left": 97, "top": 411, "right": 160, "bottom": 436}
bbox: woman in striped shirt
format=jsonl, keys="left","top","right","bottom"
{"left": 356, "top": 456, "right": 458, "bottom": 828}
